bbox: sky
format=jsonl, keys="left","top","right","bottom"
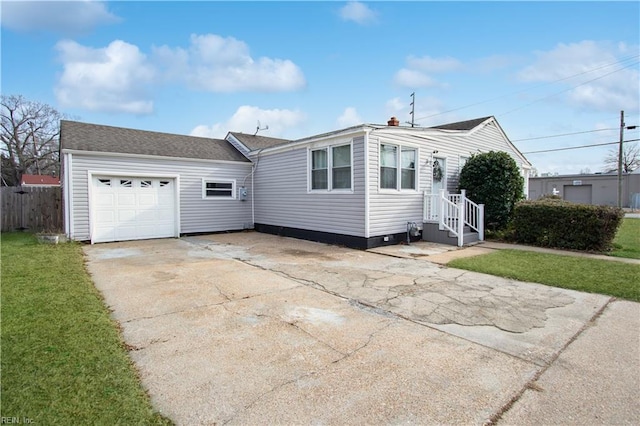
{"left": 2, "top": 0, "right": 639, "bottom": 175}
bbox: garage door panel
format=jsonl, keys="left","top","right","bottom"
{"left": 95, "top": 193, "right": 115, "bottom": 207}
{"left": 92, "top": 176, "right": 177, "bottom": 243}
{"left": 138, "top": 194, "right": 156, "bottom": 206}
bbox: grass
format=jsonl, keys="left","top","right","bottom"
{"left": 610, "top": 217, "right": 640, "bottom": 259}
{"left": 449, "top": 249, "right": 640, "bottom": 302}
{"left": 1, "top": 232, "right": 172, "bottom": 424}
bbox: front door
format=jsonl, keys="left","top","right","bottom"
{"left": 430, "top": 157, "right": 447, "bottom": 218}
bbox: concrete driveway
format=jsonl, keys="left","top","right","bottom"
{"left": 84, "top": 232, "right": 639, "bottom": 425}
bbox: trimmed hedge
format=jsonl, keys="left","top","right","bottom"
{"left": 512, "top": 198, "right": 624, "bottom": 251}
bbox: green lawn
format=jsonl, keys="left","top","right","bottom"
{"left": 611, "top": 217, "right": 640, "bottom": 259}
{"left": 1, "top": 233, "right": 172, "bottom": 424}
{"left": 449, "top": 249, "right": 639, "bottom": 302}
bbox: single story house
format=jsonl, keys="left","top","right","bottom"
{"left": 21, "top": 174, "right": 61, "bottom": 187}
{"left": 61, "top": 116, "right": 531, "bottom": 247}
{"left": 529, "top": 171, "right": 640, "bottom": 208}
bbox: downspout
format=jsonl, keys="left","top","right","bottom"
{"left": 63, "top": 152, "right": 73, "bottom": 239}
{"left": 242, "top": 149, "right": 263, "bottom": 229}
{"left": 364, "top": 128, "right": 371, "bottom": 239}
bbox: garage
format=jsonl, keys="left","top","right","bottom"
{"left": 91, "top": 176, "right": 177, "bottom": 243}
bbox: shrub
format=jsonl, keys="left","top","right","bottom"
{"left": 458, "top": 151, "right": 524, "bottom": 231}
{"left": 512, "top": 198, "right": 624, "bottom": 251}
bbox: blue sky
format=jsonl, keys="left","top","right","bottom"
{"left": 2, "top": 1, "right": 639, "bottom": 175}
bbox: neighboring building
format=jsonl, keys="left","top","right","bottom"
{"left": 20, "top": 174, "right": 61, "bottom": 187}
{"left": 529, "top": 172, "right": 640, "bottom": 208}
{"left": 61, "top": 116, "right": 531, "bottom": 247}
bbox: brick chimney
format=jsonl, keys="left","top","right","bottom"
{"left": 387, "top": 116, "right": 400, "bottom": 126}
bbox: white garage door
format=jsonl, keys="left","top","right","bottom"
{"left": 92, "top": 176, "right": 177, "bottom": 243}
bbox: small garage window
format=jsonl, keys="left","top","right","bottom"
{"left": 202, "top": 179, "right": 236, "bottom": 199}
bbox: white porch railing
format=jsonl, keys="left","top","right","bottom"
{"left": 423, "top": 189, "right": 484, "bottom": 246}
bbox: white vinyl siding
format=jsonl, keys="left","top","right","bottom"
{"left": 256, "top": 135, "right": 365, "bottom": 237}
{"left": 67, "top": 153, "right": 252, "bottom": 241}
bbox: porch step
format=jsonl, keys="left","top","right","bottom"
{"left": 422, "top": 222, "right": 479, "bottom": 247}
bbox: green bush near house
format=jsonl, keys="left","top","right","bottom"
{"left": 458, "top": 151, "right": 524, "bottom": 231}
{"left": 512, "top": 198, "right": 624, "bottom": 251}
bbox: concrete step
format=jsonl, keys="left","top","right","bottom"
{"left": 422, "top": 222, "right": 480, "bottom": 247}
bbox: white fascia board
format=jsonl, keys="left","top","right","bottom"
{"left": 61, "top": 149, "right": 252, "bottom": 166}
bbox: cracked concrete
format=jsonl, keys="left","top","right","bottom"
{"left": 83, "top": 232, "right": 639, "bottom": 425}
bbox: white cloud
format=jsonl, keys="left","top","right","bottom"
{"left": 339, "top": 1, "right": 377, "bottom": 25}
{"left": 1, "top": 0, "right": 119, "bottom": 35}
{"left": 53, "top": 33, "right": 306, "bottom": 115}
{"left": 393, "top": 55, "right": 461, "bottom": 89}
{"left": 386, "top": 97, "right": 406, "bottom": 114}
{"left": 337, "top": 107, "right": 362, "bottom": 127}
{"left": 190, "top": 106, "right": 307, "bottom": 139}
{"left": 518, "top": 41, "right": 639, "bottom": 112}
{"left": 54, "top": 40, "right": 155, "bottom": 114}
{"left": 406, "top": 55, "right": 462, "bottom": 73}
{"left": 393, "top": 69, "right": 440, "bottom": 89}
{"left": 153, "top": 34, "right": 306, "bottom": 92}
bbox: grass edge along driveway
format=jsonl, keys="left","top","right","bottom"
{"left": 449, "top": 249, "right": 639, "bottom": 302}
{"left": 0, "top": 233, "right": 172, "bottom": 424}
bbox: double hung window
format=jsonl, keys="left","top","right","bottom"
{"left": 380, "top": 143, "right": 417, "bottom": 190}
{"left": 310, "top": 144, "right": 352, "bottom": 191}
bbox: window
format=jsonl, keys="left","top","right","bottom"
{"left": 380, "top": 144, "right": 418, "bottom": 190}
{"left": 332, "top": 145, "right": 351, "bottom": 189}
{"left": 98, "top": 178, "right": 111, "bottom": 186}
{"left": 203, "top": 179, "right": 235, "bottom": 199}
{"left": 120, "top": 179, "right": 132, "bottom": 188}
{"left": 311, "top": 149, "right": 328, "bottom": 190}
{"left": 401, "top": 148, "right": 416, "bottom": 190}
{"left": 140, "top": 180, "right": 152, "bottom": 188}
{"left": 309, "top": 144, "right": 352, "bottom": 191}
{"left": 380, "top": 144, "right": 397, "bottom": 189}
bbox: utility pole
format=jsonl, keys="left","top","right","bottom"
{"left": 618, "top": 110, "right": 638, "bottom": 208}
{"left": 618, "top": 110, "right": 624, "bottom": 208}
{"left": 406, "top": 92, "right": 418, "bottom": 127}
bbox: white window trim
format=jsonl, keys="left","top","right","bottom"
{"left": 307, "top": 142, "right": 354, "bottom": 193}
{"left": 378, "top": 142, "right": 419, "bottom": 193}
{"left": 202, "top": 178, "right": 236, "bottom": 200}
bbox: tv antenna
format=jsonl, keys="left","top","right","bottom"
{"left": 405, "top": 92, "right": 419, "bottom": 127}
{"left": 254, "top": 120, "right": 269, "bottom": 136}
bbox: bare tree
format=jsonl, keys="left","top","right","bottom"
{"left": 603, "top": 142, "right": 640, "bottom": 174}
{"left": 1, "top": 95, "right": 64, "bottom": 186}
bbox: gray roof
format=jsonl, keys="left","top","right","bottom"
{"left": 228, "top": 132, "right": 292, "bottom": 151}
{"left": 60, "top": 120, "right": 249, "bottom": 163}
{"left": 430, "top": 116, "right": 492, "bottom": 131}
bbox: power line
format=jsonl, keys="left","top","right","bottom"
{"left": 523, "top": 138, "right": 640, "bottom": 154}
{"left": 512, "top": 128, "right": 617, "bottom": 142}
{"left": 412, "top": 53, "right": 640, "bottom": 123}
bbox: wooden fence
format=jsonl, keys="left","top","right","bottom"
{"left": 1, "top": 186, "right": 63, "bottom": 233}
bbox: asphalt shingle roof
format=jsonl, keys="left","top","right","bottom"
{"left": 430, "top": 116, "right": 492, "bottom": 131}
{"left": 228, "top": 132, "right": 292, "bottom": 151}
{"left": 60, "top": 120, "right": 250, "bottom": 163}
